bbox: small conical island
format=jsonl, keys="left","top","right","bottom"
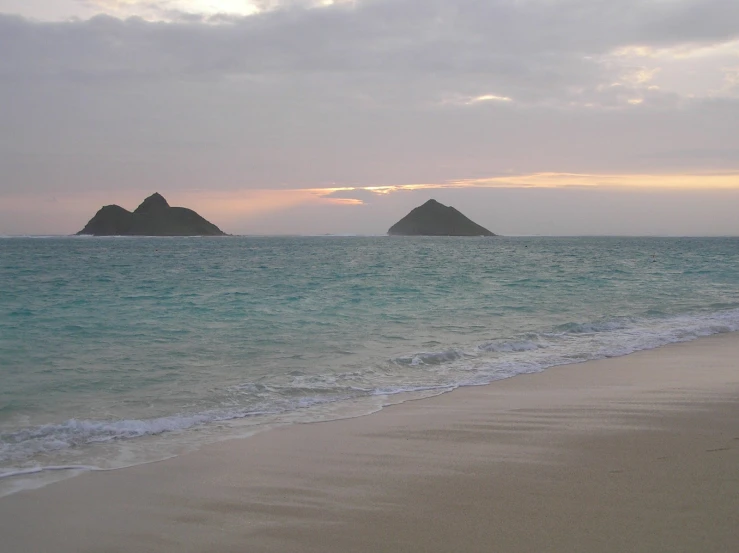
{"left": 77, "top": 193, "right": 226, "bottom": 236}
{"left": 388, "top": 199, "right": 495, "bottom": 236}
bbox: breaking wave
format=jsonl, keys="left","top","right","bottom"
{"left": 3, "top": 308, "right": 739, "bottom": 472}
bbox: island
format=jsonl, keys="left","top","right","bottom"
{"left": 388, "top": 199, "right": 495, "bottom": 236}
{"left": 77, "top": 193, "right": 226, "bottom": 236}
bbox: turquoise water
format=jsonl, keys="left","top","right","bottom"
{"left": 2, "top": 236, "right": 739, "bottom": 493}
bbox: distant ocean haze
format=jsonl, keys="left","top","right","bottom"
{"left": 2, "top": 236, "right": 739, "bottom": 495}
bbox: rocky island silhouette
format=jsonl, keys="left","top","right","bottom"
{"left": 77, "top": 193, "right": 226, "bottom": 236}
{"left": 388, "top": 199, "right": 495, "bottom": 236}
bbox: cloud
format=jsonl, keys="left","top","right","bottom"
{"left": 2, "top": 1, "right": 737, "bottom": 82}
{"left": 321, "top": 188, "right": 379, "bottom": 204}
{"left": 0, "top": 0, "right": 735, "bottom": 125}
{"left": 1, "top": 0, "right": 738, "bottom": 231}
{"left": 75, "top": 1, "right": 261, "bottom": 20}
{"left": 452, "top": 171, "right": 739, "bottom": 190}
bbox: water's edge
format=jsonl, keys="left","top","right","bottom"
{"left": 2, "top": 326, "right": 737, "bottom": 498}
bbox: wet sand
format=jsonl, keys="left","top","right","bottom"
{"left": 2, "top": 333, "right": 738, "bottom": 552}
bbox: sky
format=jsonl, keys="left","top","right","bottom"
{"left": 1, "top": 0, "right": 738, "bottom": 235}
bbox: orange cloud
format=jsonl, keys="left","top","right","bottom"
{"left": 299, "top": 171, "right": 739, "bottom": 199}
{"left": 456, "top": 172, "right": 739, "bottom": 189}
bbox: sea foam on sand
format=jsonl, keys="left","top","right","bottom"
{"left": 1, "top": 332, "right": 738, "bottom": 553}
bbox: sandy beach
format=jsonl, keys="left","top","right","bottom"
{"left": 2, "top": 332, "right": 738, "bottom": 553}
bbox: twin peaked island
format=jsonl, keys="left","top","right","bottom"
{"left": 78, "top": 193, "right": 226, "bottom": 236}
{"left": 78, "top": 194, "right": 495, "bottom": 237}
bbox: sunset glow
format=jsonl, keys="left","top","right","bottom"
{"left": 451, "top": 172, "right": 739, "bottom": 191}
{"left": 178, "top": 171, "right": 739, "bottom": 212}
{"left": 301, "top": 172, "right": 739, "bottom": 204}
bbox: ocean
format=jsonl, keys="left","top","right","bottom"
{"left": 2, "top": 235, "right": 739, "bottom": 495}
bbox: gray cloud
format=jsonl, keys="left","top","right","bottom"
{"left": 1, "top": 0, "right": 736, "bottom": 121}
{"left": 3, "top": 1, "right": 739, "bottom": 76}
{"left": 1, "top": 0, "right": 738, "bottom": 234}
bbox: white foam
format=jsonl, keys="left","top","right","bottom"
{"left": 3, "top": 308, "right": 739, "bottom": 496}
{"left": 478, "top": 339, "right": 542, "bottom": 352}
{"left": 0, "top": 465, "right": 100, "bottom": 480}
{"left": 0, "top": 411, "right": 264, "bottom": 465}
{"left": 392, "top": 349, "right": 466, "bottom": 366}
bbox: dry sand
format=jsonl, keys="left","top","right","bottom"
{"left": 1, "top": 333, "right": 738, "bottom": 552}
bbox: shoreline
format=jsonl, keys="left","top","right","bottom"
{"left": 2, "top": 332, "right": 739, "bottom": 552}
{"left": 4, "top": 309, "right": 739, "bottom": 497}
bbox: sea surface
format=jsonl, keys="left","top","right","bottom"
{"left": 2, "top": 236, "right": 739, "bottom": 495}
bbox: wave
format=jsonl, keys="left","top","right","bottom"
{"left": 478, "top": 339, "right": 542, "bottom": 352}
{"left": 3, "top": 308, "right": 739, "bottom": 479}
{"left": 0, "top": 412, "right": 261, "bottom": 465}
{"left": 391, "top": 349, "right": 466, "bottom": 366}
{"left": 553, "top": 319, "right": 634, "bottom": 334}
{"left": 0, "top": 465, "right": 100, "bottom": 480}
